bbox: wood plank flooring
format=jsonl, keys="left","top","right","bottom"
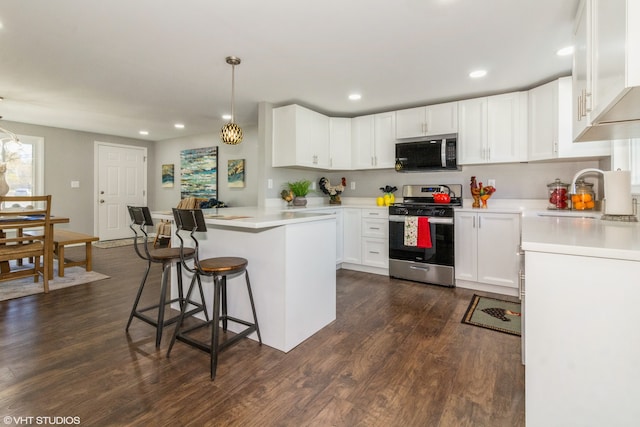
{"left": 0, "top": 245, "right": 524, "bottom": 426}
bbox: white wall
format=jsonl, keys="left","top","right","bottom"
{"left": 2, "top": 120, "right": 152, "bottom": 235}
{"left": 152, "top": 126, "right": 259, "bottom": 210}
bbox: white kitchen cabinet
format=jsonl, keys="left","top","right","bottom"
{"left": 351, "top": 111, "right": 396, "bottom": 169}
{"left": 361, "top": 208, "right": 388, "bottom": 268}
{"left": 573, "top": 0, "right": 640, "bottom": 141}
{"left": 342, "top": 208, "right": 362, "bottom": 264}
{"left": 455, "top": 211, "right": 521, "bottom": 293}
{"left": 395, "top": 102, "right": 458, "bottom": 139}
{"left": 307, "top": 207, "right": 344, "bottom": 265}
{"left": 329, "top": 117, "right": 352, "bottom": 170}
{"left": 341, "top": 207, "right": 389, "bottom": 274}
{"left": 458, "top": 92, "right": 528, "bottom": 165}
{"left": 528, "top": 77, "right": 610, "bottom": 161}
{"left": 525, "top": 250, "right": 640, "bottom": 426}
{"left": 272, "top": 104, "right": 330, "bottom": 169}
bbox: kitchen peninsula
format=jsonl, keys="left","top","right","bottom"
{"left": 154, "top": 208, "right": 337, "bottom": 353}
{"left": 521, "top": 214, "right": 640, "bottom": 427}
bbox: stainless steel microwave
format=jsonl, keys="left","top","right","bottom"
{"left": 395, "top": 134, "right": 459, "bottom": 172}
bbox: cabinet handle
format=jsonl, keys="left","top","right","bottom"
{"left": 577, "top": 95, "right": 582, "bottom": 121}
{"left": 369, "top": 251, "right": 380, "bottom": 254}
{"left": 478, "top": 216, "right": 482, "bottom": 228}
{"left": 473, "top": 216, "right": 476, "bottom": 228}
{"left": 584, "top": 91, "right": 592, "bottom": 113}
{"left": 369, "top": 227, "right": 380, "bottom": 230}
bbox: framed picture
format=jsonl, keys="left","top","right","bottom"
{"left": 228, "top": 159, "right": 245, "bottom": 188}
{"left": 161, "top": 164, "right": 174, "bottom": 188}
{"left": 180, "top": 146, "right": 217, "bottom": 199}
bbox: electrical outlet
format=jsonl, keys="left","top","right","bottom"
{"left": 350, "top": 181, "right": 356, "bottom": 190}
{"left": 311, "top": 182, "right": 316, "bottom": 190}
{"left": 267, "top": 178, "right": 273, "bottom": 189}
{"left": 488, "top": 179, "right": 496, "bottom": 187}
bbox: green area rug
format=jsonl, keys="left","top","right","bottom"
{"left": 462, "top": 294, "right": 521, "bottom": 336}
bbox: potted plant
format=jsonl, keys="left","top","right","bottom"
{"left": 287, "top": 179, "right": 312, "bottom": 207}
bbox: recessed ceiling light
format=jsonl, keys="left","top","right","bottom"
{"left": 222, "top": 114, "right": 232, "bottom": 120}
{"left": 139, "top": 130, "right": 149, "bottom": 136}
{"left": 556, "top": 46, "right": 574, "bottom": 56}
{"left": 469, "top": 70, "right": 487, "bottom": 78}
{"left": 348, "top": 93, "right": 362, "bottom": 101}
{"left": 174, "top": 123, "right": 185, "bottom": 129}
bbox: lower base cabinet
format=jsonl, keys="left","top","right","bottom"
{"left": 342, "top": 207, "right": 388, "bottom": 274}
{"left": 455, "top": 211, "right": 521, "bottom": 295}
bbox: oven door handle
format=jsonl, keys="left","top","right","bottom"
{"left": 389, "top": 215, "right": 453, "bottom": 225}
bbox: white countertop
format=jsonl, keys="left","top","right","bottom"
{"left": 153, "top": 207, "right": 335, "bottom": 229}
{"left": 521, "top": 215, "right": 640, "bottom": 261}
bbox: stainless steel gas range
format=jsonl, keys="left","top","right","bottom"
{"left": 389, "top": 184, "right": 462, "bottom": 287}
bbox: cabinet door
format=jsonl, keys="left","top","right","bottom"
{"left": 590, "top": 0, "right": 627, "bottom": 122}
{"left": 342, "top": 208, "right": 362, "bottom": 263}
{"left": 425, "top": 102, "right": 458, "bottom": 136}
{"left": 272, "top": 105, "right": 298, "bottom": 167}
{"left": 329, "top": 117, "right": 352, "bottom": 169}
{"left": 476, "top": 213, "right": 520, "bottom": 288}
{"left": 303, "top": 108, "right": 330, "bottom": 168}
{"left": 458, "top": 98, "right": 488, "bottom": 165}
{"left": 487, "top": 92, "right": 527, "bottom": 163}
{"left": 373, "top": 111, "right": 396, "bottom": 169}
{"left": 573, "top": 0, "right": 592, "bottom": 140}
{"left": 395, "top": 106, "right": 426, "bottom": 139}
{"left": 528, "top": 80, "right": 557, "bottom": 161}
{"left": 454, "top": 211, "right": 478, "bottom": 282}
{"left": 351, "top": 115, "right": 375, "bottom": 169}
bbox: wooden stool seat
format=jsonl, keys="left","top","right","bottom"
{"left": 198, "top": 257, "right": 248, "bottom": 274}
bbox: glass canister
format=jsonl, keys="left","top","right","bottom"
{"left": 571, "top": 178, "right": 595, "bottom": 210}
{"left": 547, "top": 178, "right": 570, "bottom": 210}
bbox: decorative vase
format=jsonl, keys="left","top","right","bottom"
{"left": 480, "top": 194, "right": 491, "bottom": 208}
{"left": 293, "top": 196, "right": 307, "bottom": 207}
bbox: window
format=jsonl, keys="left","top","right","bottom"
{"left": 0, "top": 133, "right": 44, "bottom": 197}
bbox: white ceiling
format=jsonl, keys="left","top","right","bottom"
{"left": 0, "top": 0, "right": 579, "bottom": 141}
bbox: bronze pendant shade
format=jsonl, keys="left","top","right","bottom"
{"left": 221, "top": 56, "right": 243, "bottom": 145}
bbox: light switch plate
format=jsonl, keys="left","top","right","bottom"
{"left": 71, "top": 181, "right": 80, "bottom": 188}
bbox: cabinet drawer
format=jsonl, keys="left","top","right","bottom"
{"left": 361, "top": 208, "right": 388, "bottom": 219}
{"left": 362, "top": 238, "right": 388, "bottom": 268}
{"left": 362, "top": 218, "right": 388, "bottom": 238}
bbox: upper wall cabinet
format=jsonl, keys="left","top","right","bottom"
{"left": 329, "top": 117, "right": 352, "bottom": 170}
{"left": 573, "top": 0, "right": 640, "bottom": 142}
{"left": 528, "top": 77, "right": 610, "bottom": 161}
{"left": 395, "top": 102, "right": 458, "bottom": 139}
{"left": 459, "top": 92, "right": 528, "bottom": 165}
{"left": 272, "top": 104, "right": 330, "bottom": 169}
{"left": 351, "top": 111, "right": 396, "bottom": 170}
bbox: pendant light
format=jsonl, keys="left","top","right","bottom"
{"left": 220, "top": 56, "right": 243, "bottom": 145}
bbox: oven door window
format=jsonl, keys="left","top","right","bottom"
{"left": 389, "top": 219, "right": 454, "bottom": 266}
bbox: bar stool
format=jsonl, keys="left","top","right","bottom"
{"left": 167, "top": 208, "right": 261, "bottom": 380}
{"left": 126, "top": 206, "right": 209, "bottom": 347}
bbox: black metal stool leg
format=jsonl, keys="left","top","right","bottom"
{"left": 155, "top": 261, "right": 172, "bottom": 347}
{"left": 221, "top": 277, "right": 228, "bottom": 331}
{"left": 245, "top": 270, "right": 262, "bottom": 344}
{"left": 211, "top": 275, "right": 223, "bottom": 380}
{"left": 126, "top": 260, "right": 152, "bottom": 330}
{"left": 167, "top": 273, "right": 200, "bottom": 357}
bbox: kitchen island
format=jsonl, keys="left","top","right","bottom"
{"left": 153, "top": 207, "right": 337, "bottom": 353}
{"left": 521, "top": 214, "right": 640, "bottom": 427}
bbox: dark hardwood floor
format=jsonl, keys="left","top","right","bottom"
{"left": 0, "top": 245, "right": 524, "bottom": 426}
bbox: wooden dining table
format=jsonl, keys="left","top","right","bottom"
{"left": 0, "top": 216, "right": 70, "bottom": 278}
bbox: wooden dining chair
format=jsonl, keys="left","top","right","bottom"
{"left": 0, "top": 195, "right": 52, "bottom": 293}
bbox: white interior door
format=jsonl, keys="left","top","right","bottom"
{"left": 95, "top": 142, "right": 147, "bottom": 240}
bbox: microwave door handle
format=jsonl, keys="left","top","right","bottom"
{"left": 441, "top": 138, "right": 447, "bottom": 167}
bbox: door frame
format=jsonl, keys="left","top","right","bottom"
{"left": 93, "top": 141, "right": 148, "bottom": 239}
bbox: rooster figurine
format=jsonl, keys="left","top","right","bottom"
{"left": 319, "top": 177, "right": 345, "bottom": 204}
{"left": 280, "top": 189, "right": 293, "bottom": 205}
